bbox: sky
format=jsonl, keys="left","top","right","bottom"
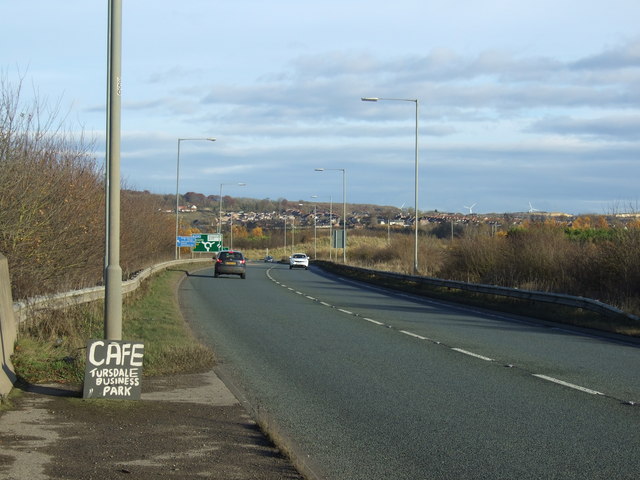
{"left": 2, "top": 0, "right": 640, "bottom": 215}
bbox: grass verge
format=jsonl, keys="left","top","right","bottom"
{"left": 12, "top": 264, "right": 214, "bottom": 385}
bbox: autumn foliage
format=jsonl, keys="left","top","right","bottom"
{"left": 1, "top": 76, "right": 174, "bottom": 300}
{"left": 438, "top": 219, "right": 640, "bottom": 313}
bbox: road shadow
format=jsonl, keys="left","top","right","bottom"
{"left": 167, "top": 267, "right": 214, "bottom": 279}
{"left": 14, "top": 377, "right": 81, "bottom": 398}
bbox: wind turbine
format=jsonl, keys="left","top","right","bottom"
{"left": 464, "top": 203, "right": 477, "bottom": 215}
{"left": 528, "top": 202, "right": 539, "bottom": 213}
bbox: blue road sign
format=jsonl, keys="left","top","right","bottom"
{"left": 176, "top": 236, "right": 197, "bottom": 247}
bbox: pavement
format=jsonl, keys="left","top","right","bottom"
{"left": 0, "top": 370, "right": 305, "bottom": 480}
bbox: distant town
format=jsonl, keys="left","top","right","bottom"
{"left": 165, "top": 192, "right": 640, "bottom": 233}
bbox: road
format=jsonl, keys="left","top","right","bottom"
{"left": 179, "top": 262, "right": 640, "bottom": 480}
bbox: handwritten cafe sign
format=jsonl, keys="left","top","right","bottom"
{"left": 83, "top": 340, "right": 144, "bottom": 400}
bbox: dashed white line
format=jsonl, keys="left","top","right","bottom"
{"left": 452, "top": 348, "right": 494, "bottom": 362}
{"left": 400, "top": 330, "right": 429, "bottom": 340}
{"left": 364, "top": 318, "right": 384, "bottom": 326}
{"left": 533, "top": 374, "right": 604, "bottom": 396}
{"left": 268, "top": 267, "right": 615, "bottom": 400}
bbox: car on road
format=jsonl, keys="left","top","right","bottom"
{"left": 289, "top": 253, "right": 309, "bottom": 270}
{"left": 264, "top": 255, "right": 274, "bottom": 263}
{"left": 214, "top": 250, "right": 246, "bottom": 279}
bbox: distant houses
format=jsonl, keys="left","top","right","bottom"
{"left": 177, "top": 204, "right": 198, "bottom": 213}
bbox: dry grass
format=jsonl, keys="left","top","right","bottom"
{"left": 12, "top": 265, "right": 214, "bottom": 384}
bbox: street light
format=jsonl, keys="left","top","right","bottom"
{"left": 175, "top": 137, "right": 216, "bottom": 260}
{"left": 315, "top": 168, "right": 346, "bottom": 263}
{"left": 291, "top": 203, "right": 303, "bottom": 254}
{"left": 310, "top": 195, "right": 318, "bottom": 260}
{"left": 361, "top": 96, "right": 419, "bottom": 273}
{"left": 104, "top": 0, "right": 122, "bottom": 340}
{"left": 218, "top": 182, "right": 246, "bottom": 241}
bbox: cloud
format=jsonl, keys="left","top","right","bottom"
{"left": 528, "top": 115, "right": 640, "bottom": 141}
{"left": 572, "top": 38, "right": 640, "bottom": 70}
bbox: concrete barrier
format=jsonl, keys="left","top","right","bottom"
{"left": 0, "top": 254, "right": 17, "bottom": 398}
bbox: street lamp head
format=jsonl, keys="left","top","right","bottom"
{"left": 238, "top": 183, "right": 247, "bottom": 186}
{"left": 314, "top": 168, "right": 325, "bottom": 172}
{"left": 361, "top": 97, "right": 379, "bottom": 102}
{"left": 179, "top": 137, "right": 217, "bottom": 142}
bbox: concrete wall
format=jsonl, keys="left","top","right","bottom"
{"left": 0, "top": 256, "right": 212, "bottom": 397}
{"left": 0, "top": 254, "right": 17, "bottom": 398}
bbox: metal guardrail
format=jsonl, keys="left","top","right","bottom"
{"left": 317, "top": 262, "right": 640, "bottom": 322}
{"left": 12, "top": 258, "right": 212, "bottom": 326}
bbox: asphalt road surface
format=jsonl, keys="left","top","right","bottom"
{"left": 180, "top": 262, "right": 640, "bottom": 480}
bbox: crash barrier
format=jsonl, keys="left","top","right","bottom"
{"left": 315, "top": 261, "right": 640, "bottom": 324}
{"left": 0, "top": 256, "right": 212, "bottom": 397}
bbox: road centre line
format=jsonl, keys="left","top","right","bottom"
{"left": 533, "top": 374, "right": 604, "bottom": 396}
{"left": 400, "top": 330, "right": 429, "bottom": 340}
{"left": 364, "top": 318, "right": 385, "bottom": 326}
{"left": 451, "top": 348, "right": 494, "bottom": 362}
{"left": 266, "top": 267, "right": 620, "bottom": 401}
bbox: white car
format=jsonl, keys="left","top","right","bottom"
{"left": 289, "top": 253, "right": 309, "bottom": 269}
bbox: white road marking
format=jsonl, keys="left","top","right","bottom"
{"left": 267, "top": 267, "right": 615, "bottom": 401}
{"left": 533, "top": 374, "right": 604, "bottom": 396}
{"left": 364, "top": 318, "right": 384, "bottom": 326}
{"left": 452, "top": 348, "right": 494, "bottom": 362}
{"left": 400, "top": 330, "right": 429, "bottom": 340}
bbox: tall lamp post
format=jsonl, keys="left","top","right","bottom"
{"left": 175, "top": 137, "right": 216, "bottom": 260}
{"left": 361, "top": 96, "right": 419, "bottom": 273}
{"left": 310, "top": 195, "right": 331, "bottom": 260}
{"left": 310, "top": 195, "right": 318, "bottom": 260}
{"left": 218, "top": 182, "right": 246, "bottom": 241}
{"left": 315, "top": 168, "right": 346, "bottom": 263}
{"left": 104, "top": 0, "right": 122, "bottom": 340}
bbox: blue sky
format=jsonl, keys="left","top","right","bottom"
{"left": 2, "top": 0, "right": 640, "bottom": 214}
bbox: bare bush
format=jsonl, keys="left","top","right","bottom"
{"left": 1, "top": 76, "right": 105, "bottom": 298}
{"left": 1, "top": 76, "right": 174, "bottom": 300}
{"left": 120, "top": 189, "right": 174, "bottom": 277}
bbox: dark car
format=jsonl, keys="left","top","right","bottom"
{"left": 214, "top": 250, "right": 246, "bottom": 279}
{"left": 264, "top": 255, "right": 274, "bottom": 263}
